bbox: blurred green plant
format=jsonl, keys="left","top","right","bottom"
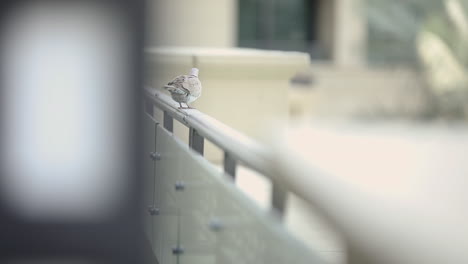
{"left": 366, "top": 0, "right": 444, "bottom": 66}
{"left": 366, "top": 0, "right": 468, "bottom": 119}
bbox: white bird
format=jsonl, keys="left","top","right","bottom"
{"left": 164, "top": 68, "right": 202, "bottom": 109}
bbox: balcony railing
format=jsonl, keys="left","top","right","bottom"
{"left": 143, "top": 87, "right": 326, "bottom": 263}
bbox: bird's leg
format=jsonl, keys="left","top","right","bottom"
{"left": 185, "top": 103, "right": 193, "bottom": 109}
{"left": 178, "top": 102, "right": 183, "bottom": 109}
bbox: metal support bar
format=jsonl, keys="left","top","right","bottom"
{"left": 163, "top": 111, "right": 173, "bottom": 132}
{"left": 224, "top": 152, "right": 237, "bottom": 178}
{"left": 189, "top": 128, "right": 204, "bottom": 155}
{"left": 271, "top": 183, "right": 287, "bottom": 217}
{"left": 347, "top": 245, "right": 375, "bottom": 264}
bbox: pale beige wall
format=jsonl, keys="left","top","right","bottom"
{"left": 333, "top": 0, "right": 367, "bottom": 67}
{"left": 289, "top": 64, "right": 427, "bottom": 120}
{"left": 146, "top": 0, "right": 238, "bottom": 47}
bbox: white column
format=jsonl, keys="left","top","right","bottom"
{"left": 333, "top": 0, "right": 367, "bottom": 67}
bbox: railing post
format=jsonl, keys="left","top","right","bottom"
{"left": 189, "top": 128, "right": 204, "bottom": 155}
{"left": 223, "top": 152, "right": 237, "bottom": 179}
{"left": 271, "top": 183, "right": 287, "bottom": 217}
{"left": 163, "top": 111, "right": 173, "bottom": 132}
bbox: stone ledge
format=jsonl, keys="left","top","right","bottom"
{"left": 146, "top": 47, "right": 311, "bottom": 80}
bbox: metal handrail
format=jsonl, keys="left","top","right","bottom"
{"left": 144, "top": 87, "right": 286, "bottom": 213}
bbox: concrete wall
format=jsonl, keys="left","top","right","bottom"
{"left": 146, "top": 0, "right": 238, "bottom": 47}
{"left": 289, "top": 63, "right": 427, "bottom": 120}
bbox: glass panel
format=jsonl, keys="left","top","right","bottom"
{"left": 212, "top": 181, "right": 324, "bottom": 264}
{"left": 177, "top": 150, "right": 219, "bottom": 256}
{"left": 156, "top": 242, "right": 178, "bottom": 264}
{"left": 154, "top": 125, "right": 217, "bottom": 259}
{"left": 153, "top": 126, "right": 178, "bottom": 261}
{"left": 153, "top": 214, "right": 178, "bottom": 264}
{"left": 179, "top": 256, "right": 216, "bottom": 264}
{"left": 143, "top": 113, "right": 156, "bottom": 244}
{"left": 153, "top": 125, "right": 324, "bottom": 264}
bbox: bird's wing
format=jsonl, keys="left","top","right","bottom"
{"left": 164, "top": 75, "right": 190, "bottom": 94}
{"left": 165, "top": 86, "right": 187, "bottom": 95}
{"left": 167, "top": 75, "right": 185, "bottom": 86}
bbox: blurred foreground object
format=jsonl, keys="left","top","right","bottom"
{"left": 164, "top": 68, "right": 202, "bottom": 109}
{"left": 274, "top": 122, "right": 468, "bottom": 263}
{"left": 0, "top": 0, "right": 145, "bottom": 262}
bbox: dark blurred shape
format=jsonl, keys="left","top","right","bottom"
{"left": 238, "top": 0, "right": 328, "bottom": 59}
{"left": 290, "top": 72, "right": 315, "bottom": 87}
{"left": 0, "top": 0, "right": 147, "bottom": 262}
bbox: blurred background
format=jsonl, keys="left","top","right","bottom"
{"left": 147, "top": 0, "right": 468, "bottom": 121}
